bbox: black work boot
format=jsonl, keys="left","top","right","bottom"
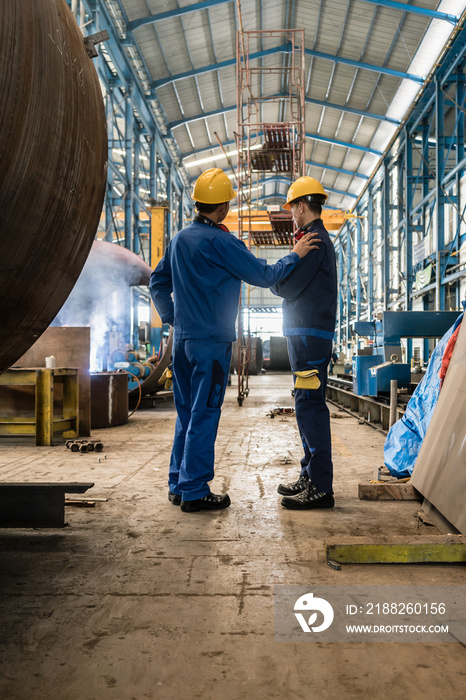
{"left": 281, "top": 483, "right": 334, "bottom": 510}
{"left": 168, "top": 490, "right": 181, "bottom": 506}
{"left": 181, "top": 492, "right": 231, "bottom": 513}
{"left": 277, "top": 473, "right": 310, "bottom": 496}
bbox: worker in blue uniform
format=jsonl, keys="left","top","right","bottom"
{"left": 150, "top": 168, "right": 320, "bottom": 513}
{"left": 271, "top": 176, "right": 337, "bottom": 510}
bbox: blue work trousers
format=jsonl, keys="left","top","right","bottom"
{"left": 287, "top": 335, "right": 333, "bottom": 493}
{"left": 169, "top": 337, "right": 232, "bottom": 501}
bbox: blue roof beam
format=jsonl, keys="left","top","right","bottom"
{"left": 129, "top": 0, "right": 458, "bottom": 32}
{"left": 154, "top": 45, "right": 424, "bottom": 90}
{"left": 305, "top": 97, "right": 400, "bottom": 126}
{"left": 170, "top": 96, "right": 399, "bottom": 131}
{"left": 307, "top": 160, "right": 369, "bottom": 180}
{"left": 358, "top": 0, "right": 459, "bottom": 25}
{"left": 304, "top": 49, "right": 424, "bottom": 84}
{"left": 306, "top": 132, "right": 382, "bottom": 156}
{"left": 129, "top": 0, "right": 233, "bottom": 31}
{"left": 175, "top": 124, "right": 381, "bottom": 157}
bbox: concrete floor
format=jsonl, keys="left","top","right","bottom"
{"left": 0, "top": 373, "right": 465, "bottom": 700}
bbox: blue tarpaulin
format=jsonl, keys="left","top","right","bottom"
{"left": 384, "top": 313, "right": 463, "bottom": 478}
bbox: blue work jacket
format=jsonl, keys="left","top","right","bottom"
{"left": 150, "top": 219, "right": 300, "bottom": 342}
{"left": 270, "top": 218, "right": 337, "bottom": 340}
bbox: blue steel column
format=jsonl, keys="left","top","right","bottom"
{"left": 454, "top": 69, "right": 465, "bottom": 310}
{"left": 420, "top": 121, "right": 430, "bottom": 359}
{"left": 167, "top": 165, "right": 173, "bottom": 241}
{"left": 435, "top": 78, "right": 446, "bottom": 310}
{"left": 404, "top": 129, "right": 414, "bottom": 308}
{"left": 338, "top": 239, "right": 345, "bottom": 350}
{"left": 346, "top": 229, "right": 352, "bottom": 349}
{"left": 133, "top": 129, "right": 141, "bottom": 255}
{"left": 422, "top": 119, "right": 430, "bottom": 200}
{"left": 125, "top": 82, "right": 134, "bottom": 251}
{"left": 456, "top": 69, "right": 465, "bottom": 169}
{"left": 404, "top": 129, "right": 413, "bottom": 363}
{"left": 356, "top": 218, "right": 362, "bottom": 320}
{"left": 368, "top": 194, "right": 374, "bottom": 320}
{"left": 382, "top": 161, "right": 390, "bottom": 310}
{"left": 150, "top": 135, "right": 157, "bottom": 201}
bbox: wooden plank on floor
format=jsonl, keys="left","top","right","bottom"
{"left": 358, "top": 482, "right": 422, "bottom": 501}
{"left": 325, "top": 535, "right": 466, "bottom": 564}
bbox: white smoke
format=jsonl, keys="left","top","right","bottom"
{"left": 52, "top": 242, "right": 151, "bottom": 371}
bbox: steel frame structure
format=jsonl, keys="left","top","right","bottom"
{"left": 235, "top": 26, "right": 305, "bottom": 404}
{"left": 334, "top": 22, "right": 466, "bottom": 363}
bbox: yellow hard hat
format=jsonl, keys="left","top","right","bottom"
{"left": 192, "top": 168, "right": 237, "bottom": 204}
{"left": 283, "top": 176, "right": 327, "bottom": 210}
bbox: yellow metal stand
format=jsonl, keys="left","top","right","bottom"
{"left": 325, "top": 536, "right": 466, "bottom": 565}
{"left": 149, "top": 205, "right": 167, "bottom": 337}
{"left": 0, "top": 368, "right": 79, "bottom": 446}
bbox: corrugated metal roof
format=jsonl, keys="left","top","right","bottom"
{"left": 117, "top": 0, "right": 465, "bottom": 209}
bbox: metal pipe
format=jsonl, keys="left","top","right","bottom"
{"left": 389, "top": 380, "right": 398, "bottom": 429}
{"left": 72, "top": 0, "right": 78, "bottom": 18}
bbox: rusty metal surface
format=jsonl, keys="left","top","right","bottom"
{"left": 0, "top": 0, "right": 107, "bottom": 372}
{"left": 90, "top": 373, "right": 129, "bottom": 429}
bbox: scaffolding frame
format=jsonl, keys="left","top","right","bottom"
{"left": 235, "top": 28, "right": 306, "bottom": 405}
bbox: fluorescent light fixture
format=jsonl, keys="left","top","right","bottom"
{"left": 184, "top": 143, "right": 262, "bottom": 169}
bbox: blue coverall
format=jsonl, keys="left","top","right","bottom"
{"left": 271, "top": 218, "right": 337, "bottom": 493}
{"left": 150, "top": 216, "right": 301, "bottom": 502}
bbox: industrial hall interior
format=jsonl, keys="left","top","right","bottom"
{"left": 1, "top": 0, "right": 466, "bottom": 698}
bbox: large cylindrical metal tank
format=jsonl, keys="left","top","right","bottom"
{"left": 0, "top": 0, "right": 107, "bottom": 372}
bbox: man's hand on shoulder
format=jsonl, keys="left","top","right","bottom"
{"left": 293, "top": 231, "right": 321, "bottom": 259}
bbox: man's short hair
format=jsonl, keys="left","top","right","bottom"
{"left": 195, "top": 201, "right": 227, "bottom": 215}
{"left": 292, "top": 195, "right": 324, "bottom": 217}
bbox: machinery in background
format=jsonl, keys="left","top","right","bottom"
{"left": 105, "top": 324, "right": 155, "bottom": 390}
{"left": 351, "top": 311, "right": 460, "bottom": 397}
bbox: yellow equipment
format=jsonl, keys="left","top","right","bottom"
{"left": 158, "top": 367, "right": 173, "bottom": 391}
